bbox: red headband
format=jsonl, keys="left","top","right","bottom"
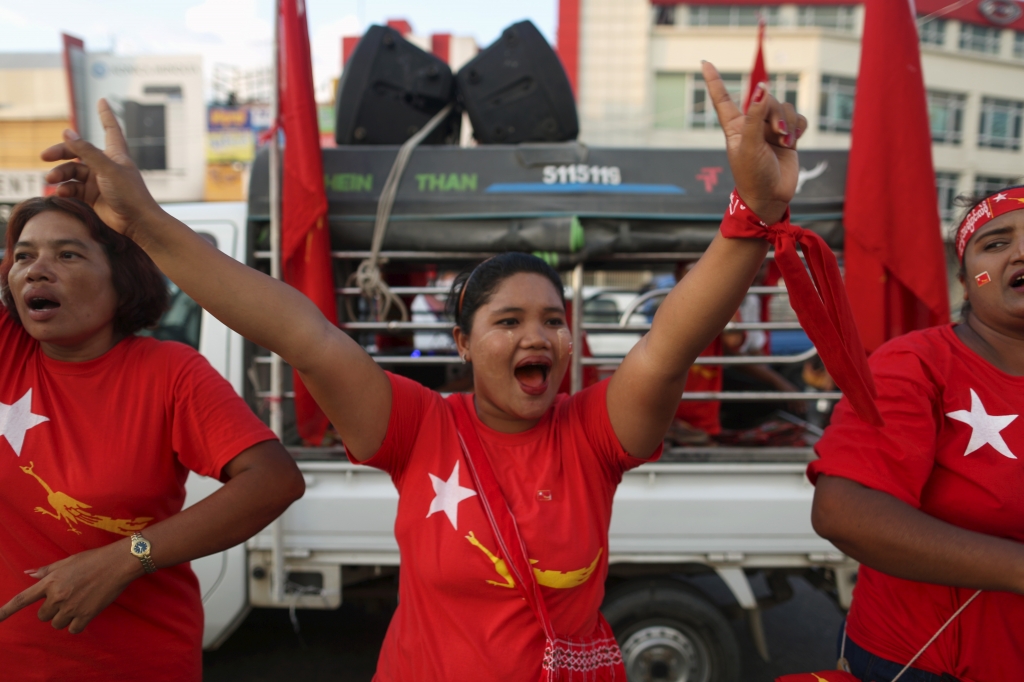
{"left": 955, "top": 187, "right": 1024, "bottom": 260}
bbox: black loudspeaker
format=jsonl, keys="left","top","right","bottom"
{"left": 122, "top": 101, "right": 166, "bottom": 170}
{"left": 456, "top": 21, "right": 578, "bottom": 145}
{"left": 335, "top": 25, "right": 460, "bottom": 145}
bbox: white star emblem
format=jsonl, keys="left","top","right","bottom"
{"left": 993, "top": 193, "right": 1008, "bottom": 202}
{"left": 946, "top": 389, "right": 1018, "bottom": 460}
{"left": 426, "top": 461, "right": 477, "bottom": 530}
{"left": 0, "top": 388, "right": 49, "bottom": 457}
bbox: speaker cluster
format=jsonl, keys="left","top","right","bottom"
{"left": 334, "top": 20, "right": 578, "bottom": 146}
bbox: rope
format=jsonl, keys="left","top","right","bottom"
{"left": 346, "top": 103, "right": 456, "bottom": 322}
{"left": 890, "top": 589, "right": 981, "bottom": 682}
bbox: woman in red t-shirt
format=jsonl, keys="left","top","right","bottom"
{"left": 0, "top": 197, "right": 305, "bottom": 682}
{"left": 810, "top": 187, "right": 1024, "bottom": 682}
{"left": 40, "top": 63, "right": 806, "bottom": 680}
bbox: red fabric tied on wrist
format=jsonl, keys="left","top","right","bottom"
{"left": 721, "top": 190, "right": 883, "bottom": 427}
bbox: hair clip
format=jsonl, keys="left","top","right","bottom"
{"left": 975, "top": 271, "right": 992, "bottom": 287}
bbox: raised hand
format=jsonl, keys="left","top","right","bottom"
{"left": 40, "top": 99, "right": 164, "bottom": 243}
{"left": 702, "top": 61, "right": 806, "bottom": 225}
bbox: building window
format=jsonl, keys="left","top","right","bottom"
{"left": 681, "top": 73, "right": 797, "bottom": 129}
{"left": 819, "top": 75, "right": 856, "bottom": 133}
{"left": 1014, "top": 31, "right": 1024, "bottom": 58}
{"left": 797, "top": 5, "right": 856, "bottom": 31}
{"left": 654, "top": 5, "right": 676, "bottom": 26}
{"left": 689, "top": 5, "right": 779, "bottom": 27}
{"left": 978, "top": 97, "right": 1024, "bottom": 150}
{"left": 772, "top": 73, "right": 799, "bottom": 108}
{"left": 936, "top": 172, "right": 959, "bottom": 221}
{"left": 691, "top": 72, "right": 743, "bottom": 128}
{"left": 654, "top": 73, "right": 687, "bottom": 128}
{"left": 918, "top": 18, "right": 947, "bottom": 46}
{"left": 928, "top": 91, "right": 965, "bottom": 144}
{"left": 974, "top": 174, "right": 1018, "bottom": 196}
{"left": 959, "top": 24, "right": 1001, "bottom": 55}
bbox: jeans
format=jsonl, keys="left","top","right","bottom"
{"left": 836, "top": 621, "right": 959, "bottom": 682}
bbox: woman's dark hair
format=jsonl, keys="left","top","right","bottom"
{"left": 948, "top": 183, "right": 1024, "bottom": 322}
{"left": 0, "top": 196, "right": 168, "bottom": 336}
{"left": 445, "top": 252, "right": 565, "bottom": 333}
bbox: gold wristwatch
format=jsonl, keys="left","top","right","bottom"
{"left": 130, "top": 533, "right": 157, "bottom": 574}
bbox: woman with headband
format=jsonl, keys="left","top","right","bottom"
{"left": 809, "top": 187, "right": 1024, "bottom": 681}
{"left": 38, "top": 61, "right": 820, "bottom": 680}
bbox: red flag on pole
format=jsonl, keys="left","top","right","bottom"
{"left": 844, "top": 0, "right": 949, "bottom": 353}
{"left": 743, "top": 17, "right": 769, "bottom": 113}
{"left": 278, "top": 0, "right": 337, "bottom": 444}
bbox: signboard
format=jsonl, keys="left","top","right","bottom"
{"left": 248, "top": 145, "right": 847, "bottom": 252}
{"left": 0, "top": 171, "right": 46, "bottom": 203}
{"left": 207, "top": 106, "right": 256, "bottom": 163}
{"left": 84, "top": 54, "right": 205, "bottom": 202}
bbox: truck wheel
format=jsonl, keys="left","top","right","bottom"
{"left": 603, "top": 579, "right": 740, "bottom": 682}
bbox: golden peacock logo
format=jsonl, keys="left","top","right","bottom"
{"left": 465, "top": 530, "right": 602, "bottom": 590}
{"left": 20, "top": 461, "right": 152, "bottom": 536}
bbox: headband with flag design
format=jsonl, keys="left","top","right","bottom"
{"left": 955, "top": 187, "right": 1024, "bottom": 261}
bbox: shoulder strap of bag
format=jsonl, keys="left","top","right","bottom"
{"left": 839, "top": 589, "right": 981, "bottom": 682}
{"left": 450, "top": 396, "right": 556, "bottom": 640}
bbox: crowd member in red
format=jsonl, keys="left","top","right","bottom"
{"left": 0, "top": 197, "right": 305, "bottom": 682}
{"left": 810, "top": 186, "right": 1024, "bottom": 681}
{"left": 40, "top": 60, "right": 806, "bottom": 681}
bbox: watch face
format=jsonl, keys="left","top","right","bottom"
{"left": 132, "top": 539, "right": 150, "bottom": 555}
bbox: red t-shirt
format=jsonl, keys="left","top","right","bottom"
{"left": 809, "top": 325, "right": 1024, "bottom": 682}
{"left": 353, "top": 373, "right": 660, "bottom": 681}
{"left": 0, "top": 310, "right": 275, "bottom": 682}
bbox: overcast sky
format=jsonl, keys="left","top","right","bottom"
{"left": 0, "top": 0, "right": 559, "bottom": 97}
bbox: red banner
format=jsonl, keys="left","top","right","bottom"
{"left": 844, "top": 0, "right": 949, "bottom": 353}
{"left": 278, "top": 0, "right": 337, "bottom": 444}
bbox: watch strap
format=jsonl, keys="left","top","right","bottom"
{"left": 130, "top": 532, "right": 157, "bottom": 574}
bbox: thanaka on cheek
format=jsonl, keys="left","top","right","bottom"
{"left": 556, "top": 328, "right": 572, "bottom": 357}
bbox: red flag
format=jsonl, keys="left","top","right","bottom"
{"left": 845, "top": 0, "right": 949, "bottom": 353}
{"left": 278, "top": 0, "right": 337, "bottom": 444}
{"left": 743, "top": 17, "right": 769, "bottom": 113}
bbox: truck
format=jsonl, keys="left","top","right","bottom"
{"left": 142, "top": 142, "right": 851, "bottom": 682}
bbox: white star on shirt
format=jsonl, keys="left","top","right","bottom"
{"left": 993, "top": 193, "right": 1008, "bottom": 202}
{"left": 946, "top": 389, "right": 1018, "bottom": 460}
{"left": 426, "top": 461, "right": 477, "bottom": 530}
{"left": 0, "top": 389, "right": 49, "bottom": 457}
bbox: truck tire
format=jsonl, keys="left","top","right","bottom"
{"left": 602, "top": 579, "right": 741, "bottom": 682}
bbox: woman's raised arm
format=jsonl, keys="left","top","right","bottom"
{"left": 41, "top": 100, "right": 390, "bottom": 459}
{"left": 607, "top": 61, "right": 806, "bottom": 458}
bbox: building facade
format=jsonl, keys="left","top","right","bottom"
{"left": 0, "top": 54, "right": 69, "bottom": 219}
{"left": 563, "top": 0, "right": 1024, "bottom": 226}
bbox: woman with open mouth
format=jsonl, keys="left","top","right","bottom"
{"left": 38, "top": 61, "right": 812, "bottom": 680}
{"left": 809, "top": 187, "right": 1024, "bottom": 681}
{"left": 0, "top": 197, "right": 305, "bottom": 682}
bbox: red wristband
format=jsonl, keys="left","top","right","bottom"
{"left": 718, "top": 189, "right": 883, "bottom": 427}
{"left": 721, "top": 190, "right": 795, "bottom": 240}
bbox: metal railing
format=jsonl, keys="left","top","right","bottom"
{"left": 249, "top": 248, "right": 834, "bottom": 407}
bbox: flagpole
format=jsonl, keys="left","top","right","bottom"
{"left": 268, "top": 0, "right": 286, "bottom": 605}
